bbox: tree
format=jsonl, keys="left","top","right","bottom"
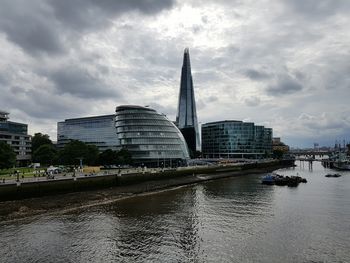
{"left": 32, "top": 133, "right": 52, "bottom": 153}
{"left": 58, "top": 140, "right": 99, "bottom": 166}
{"left": 33, "top": 144, "right": 57, "bottom": 165}
{"left": 0, "top": 141, "right": 16, "bottom": 169}
{"left": 273, "top": 149, "right": 284, "bottom": 159}
{"left": 98, "top": 149, "right": 119, "bottom": 165}
{"left": 116, "top": 148, "right": 132, "bottom": 165}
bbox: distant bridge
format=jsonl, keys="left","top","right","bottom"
{"left": 289, "top": 150, "right": 332, "bottom": 157}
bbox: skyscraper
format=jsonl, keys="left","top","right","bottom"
{"left": 176, "top": 48, "right": 200, "bottom": 155}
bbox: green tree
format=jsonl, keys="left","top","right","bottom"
{"left": 0, "top": 141, "right": 16, "bottom": 169}
{"left": 98, "top": 149, "right": 119, "bottom": 165}
{"left": 116, "top": 148, "right": 132, "bottom": 165}
{"left": 58, "top": 140, "right": 99, "bottom": 166}
{"left": 32, "top": 133, "right": 52, "bottom": 153}
{"left": 273, "top": 149, "right": 284, "bottom": 159}
{"left": 33, "top": 144, "right": 57, "bottom": 165}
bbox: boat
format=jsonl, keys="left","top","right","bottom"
{"left": 333, "top": 161, "right": 350, "bottom": 170}
{"left": 325, "top": 173, "right": 341, "bottom": 178}
{"left": 261, "top": 174, "right": 275, "bottom": 185}
{"left": 287, "top": 176, "right": 300, "bottom": 187}
{"left": 274, "top": 175, "right": 289, "bottom": 186}
{"left": 332, "top": 152, "right": 350, "bottom": 170}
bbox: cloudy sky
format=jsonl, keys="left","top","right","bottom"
{"left": 0, "top": 0, "right": 349, "bottom": 148}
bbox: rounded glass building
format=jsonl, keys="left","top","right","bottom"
{"left": 115, "top": 105, "right": 190, "bottom": 167}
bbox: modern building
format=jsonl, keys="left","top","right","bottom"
{"left": 176, "top": 48, "right": 200, "bottom": 155}
{"left": 57, "top": 115, "right": 119, "bottom": 152}
{"left": 201, "top": 120, "right": 273, "bottom": 159}
{"left": 0, "top": 111, "right": 31, "bottom": 165}
{"left": 273, "top": 137, "right": 290, "bottom": 153}
{"left": 116, "top": 105, "right": 189, "bottom": 167}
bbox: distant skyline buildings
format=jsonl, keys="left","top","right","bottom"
{"left": 176, "top": 48, "right": 200, "bottom": 154}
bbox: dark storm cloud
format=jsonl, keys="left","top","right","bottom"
{"left": 50, "top": 0, "right": 175, "bottom": 26}
{"left": 49, "top": 66, "right": 117, "bottom": 99}
{"left": 1, "top": 86, "right": 87, "bottom": 120}
{"left": 0, "top": 0, "right": 64, "bottom": 55}
{"left": 0, "top": 0, "right": 175, "bottom": 55}
{"left": 266, "top": 75, "right": 303, "bottom": 96}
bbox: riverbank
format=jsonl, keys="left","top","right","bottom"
{"left": 0, "top": 160, "right": 293, "bottom": 222}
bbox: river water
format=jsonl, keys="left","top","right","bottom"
{"left": 1, "top": 161, "right": 349, "bottom": 263}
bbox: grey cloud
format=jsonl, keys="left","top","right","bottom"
{"left": 148, "top": 103, "right": 177, "bottom": 120}
{"left": 266, "top": 74, "right": 303, "bottom": 96}
{"left": 245, "top": 97, "right": 261, "bottom": 107}
{"left": 244, "top": 69, "right": 271, "bottom": 81}
{"left": 0, "top": 0, "right": 175, "bottom": 56}
{"left": 284, "top": 0, "right": 350, "bottom": 19}
{"left": 206, "top": 95, "right": 218, "bottom": 103}
{"left": 49, "top": 66, "right": 118, "bottom": 99}
{"left": 49, "top": 0, "right": 175, "bottom": 30}
{"left": 298, "top": 112, "right": 350, "bottom": 130}
{"left": 0, "top": 86, "right": 87, "bottom": 120}
{"left": 0, "top": 0, "right": 64, "bottom": 55}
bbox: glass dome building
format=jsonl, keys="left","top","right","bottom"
{"left": 115, "top": 105, "right": 190, "bottom": 167}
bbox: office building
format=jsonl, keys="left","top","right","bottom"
{"left": 176, "top": 48, "right": 200, "bottom": 155}
{"left": 201, "top": 120, "right": 272, "bottom": 159}
{"left": 0, "top": 111, "right": 31, "bottom": 165}
{"left": 116, "top": 105, "right": 189, "bottom": 166}
{"left": 57, "top": 115, "right": 119, "bottom": 151}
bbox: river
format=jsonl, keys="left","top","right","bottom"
{"left": 0, "top": 161, "right": 349, "bottom": 262}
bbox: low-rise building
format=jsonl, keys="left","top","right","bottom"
{"left": 272, "top": 137, "right": 290, "bottom": 153}
{"left": 0, "top": 111, "right": 31, "bottom": 165}
{"left": 201, "top": 120, "right": 272, "bottom": 159}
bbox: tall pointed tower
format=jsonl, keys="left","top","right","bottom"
{"left": 176, "top": 48, "right": 200, "bottom": 155}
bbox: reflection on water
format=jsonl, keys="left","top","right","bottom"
{"left": 1, "top": 162, "right": 350, "bottom": 262}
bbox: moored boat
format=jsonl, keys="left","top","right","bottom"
{"left": 325, "top": 173, "right": 341, "bottom": 178}
{"left": 262, "top": 174, "right": 275, "bottom": 185}
{"left": 332, "top": 152, "right": 350, "bottom": 171}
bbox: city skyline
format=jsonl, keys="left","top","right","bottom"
{"left": 0, "top": 1, "right": 349, "bottom": 147}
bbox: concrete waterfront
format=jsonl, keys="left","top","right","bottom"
{"left": 0, "top": 159, "right": 294, "bottom": 221}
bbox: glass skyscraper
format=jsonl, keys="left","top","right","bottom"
{"left": 116, "top": 105, "right": 189, "bottom": 167}
{"left": 57, "top": 115, "right": 119, "bottom": 151}
{"left": 201, "top": 120, "right": 272, "bottom": 159}
{"left": 176, "top": 48, "right": 200, "bottom": 155}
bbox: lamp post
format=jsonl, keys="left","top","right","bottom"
{"left": 76, "top": 157, "right": 84, "bottom": 175}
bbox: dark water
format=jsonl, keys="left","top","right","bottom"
{"left": 1, "top": 162, "right": 350, "bottom": 263}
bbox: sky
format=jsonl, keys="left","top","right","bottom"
{"left": 0, "top": 0, "right": 349, "bottom": 148}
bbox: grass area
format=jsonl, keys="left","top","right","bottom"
{"left": 0, "top": 167, "right": 36, "bottom": 179}
{"left": 0, "top": 167, "right": 34, "bottom": 175}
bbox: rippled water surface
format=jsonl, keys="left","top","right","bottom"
{"left": 1, "top": 162, "right": 350, "bottom": 262}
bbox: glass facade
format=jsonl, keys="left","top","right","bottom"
{"left": 57, "top": 115, "right": 119, "bottom": 151}
{"left": 176, "top": 48, "right": 200, "bottom": 153}
{"left": 116, "top": 105, "right": 189, "bottom": 166}
{"left": 0, "top": 111, "right": 31, "bottom": 163}
{"left": 201, "top": 120, "right": 273, "bottom": 158}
